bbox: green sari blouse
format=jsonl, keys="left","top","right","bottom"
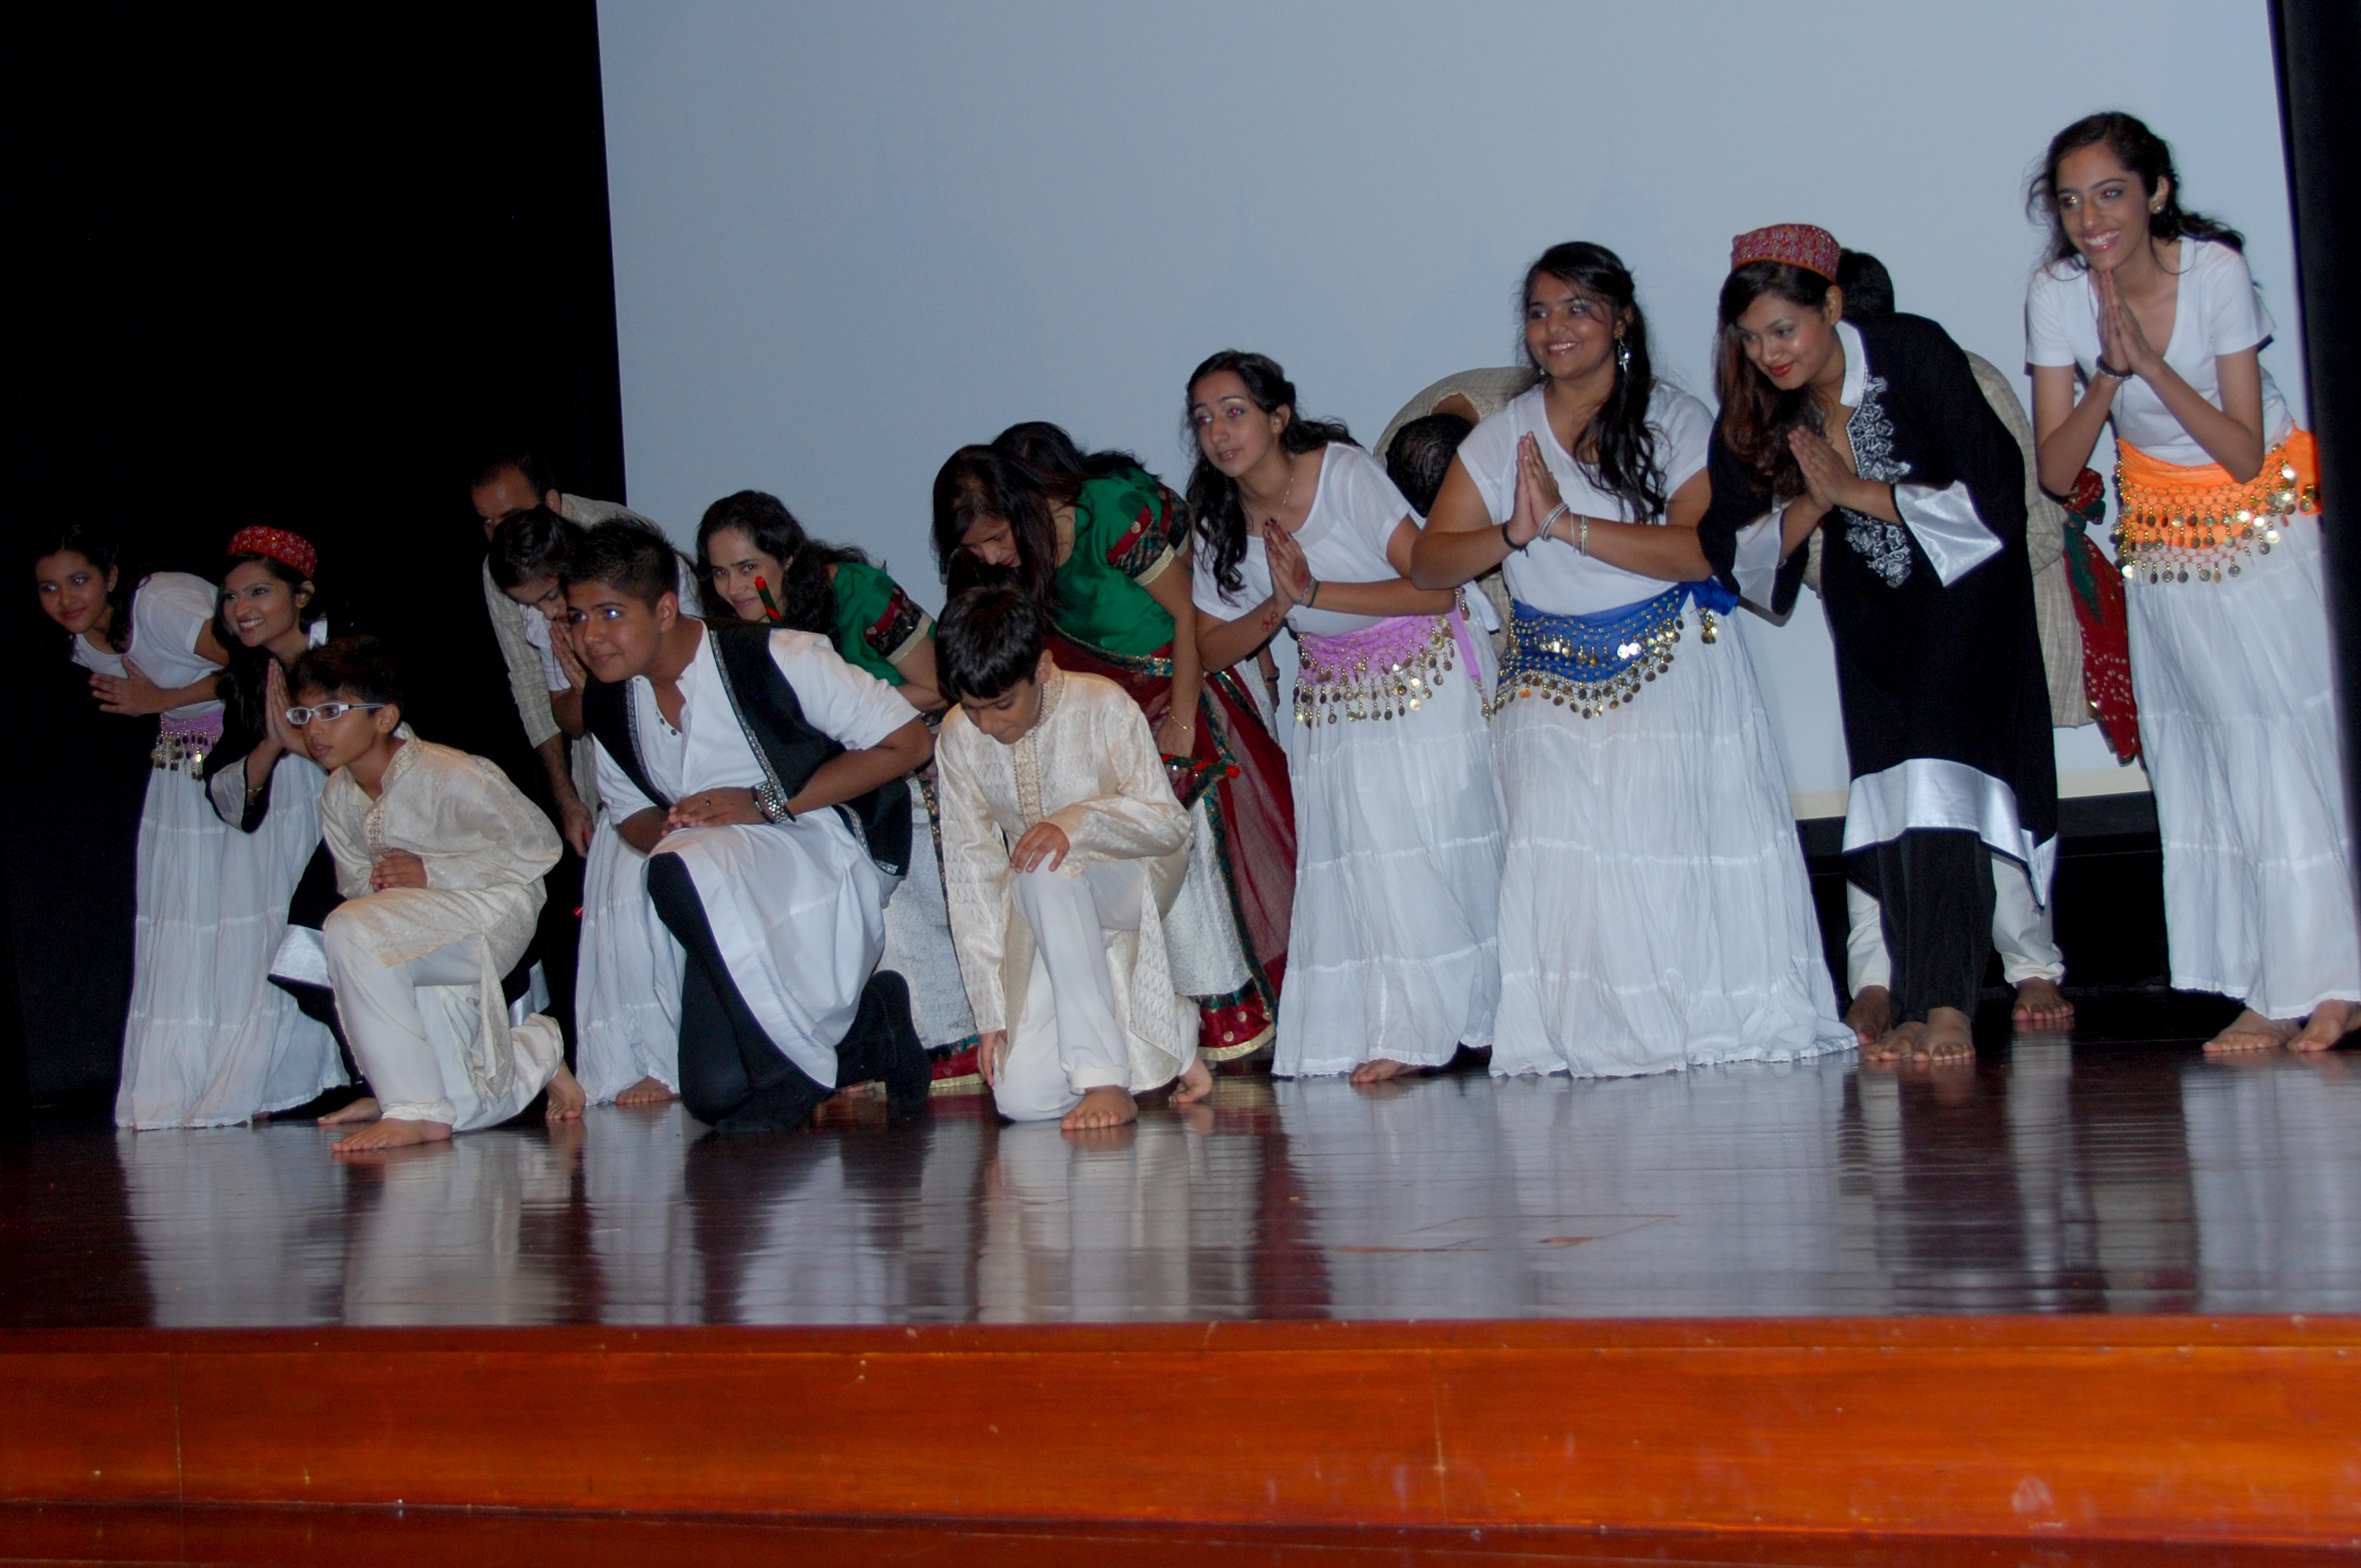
{"left": 1050, "top": 467, "right": 1190, "bottom": 660}
{"left": 828, "top": 560, "right": 932, "bottom": 686}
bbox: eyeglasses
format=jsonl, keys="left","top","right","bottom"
{"left": 283, "top": 701, "right": 386, "bottom": 726}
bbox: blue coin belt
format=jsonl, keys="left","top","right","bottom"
{"left": 1498, "top": 585, "right": 1718, "bottom": 718}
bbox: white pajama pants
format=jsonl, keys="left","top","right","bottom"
{"left": 324, "top": 923, "right": 560, "bottom": 1131}
{"left": 992, "top": 861, "right": 1148, "bottom": 1124}
{"left": 1846, "top": 855, "right": 2063, "bottom": 994}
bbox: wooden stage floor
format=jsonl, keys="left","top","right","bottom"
{"left": 5, "top": 1000, "right": 2358, "bottom": 1328}
{"left": 2, "top": 998, "right": 2357, "bottom": 1558}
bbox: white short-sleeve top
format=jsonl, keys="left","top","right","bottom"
{"left": 1190, "top": 442, "right": 1418, "bottom": 637}
{"left": 2025, "top": 237, "right": 2292, "bottom": 467}
{"left": 1454, "top": 382, "right": 1713, "bottom": 616}
{"left": 69, "top": 571, "right": 225, "bottom": 721}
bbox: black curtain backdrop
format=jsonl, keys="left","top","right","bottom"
{"left": 2271, "top": 3, "right": 2361, "bottom": 861}
{"left": 2, "top": 6, "right": 627, "bottom": 1113}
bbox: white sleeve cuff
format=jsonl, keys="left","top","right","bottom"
{"left": 1895, "top": 481, "right": 2002, "bottom": 586}
{"left": 1731, "top": 512, "right": 1784, "bottom": 611}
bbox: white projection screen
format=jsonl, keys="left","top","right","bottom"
{"left": 594, "top": 0, "right": 2300, "bottom": 810}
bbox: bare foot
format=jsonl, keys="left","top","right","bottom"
{"left": 544, "top": 1064, "right": 586, "bottom": 1122}
{"left": 332, "top": 1117, "right": 452, "bottom": 1154}
{"left": 1844, "top": 986, "right": 1894, "bottom": 1048}
{"left": 1173, "top": 1057, "right": 1214, "bottom": 1106}
{"left": 2011, "top": 979, "right": 2075, "bottom": 1031}
{"left": 1060, "top": 1084, "right": 1139, "bottom": 1133}
{"left": 1913, "top": 1007, "right": 1976, "bottom": 1061}
{"left": 2205, "top": 1008, "right": 2297, "bottom": 1056}
{"left": 318, "top": 1095, "right": 379, "bottom": 1126}
{"left": 2289, "top": 999, "right": 2360, "bottom": 1053}
{"left": 1350, "top": 1057, "right": 1414, "bottom": 1085}
{"left": 1862, "top": 1020, "right": 1921, "bottom": 1064}
{"left": 615, "top": 1074, "right": 678, "bottom": 1108}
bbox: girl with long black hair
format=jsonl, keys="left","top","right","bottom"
{"left": 1698, "top": 224, "right": 2052, "bottom": 1068}
{"left": 2025, "top": 111, "right": 2355, "bottom": 1054}
{"left": 1191, "top": 351, "right": 1503, "bottom": 1080}
{"left": 931, "top": 430, "right": 1296, "bottom": 1066}
{"left": 1414, "top": 242, "right": 1850, "bottom": 1076}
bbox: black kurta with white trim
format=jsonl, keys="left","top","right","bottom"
{"left": 1699, "top": 312, "right": 2058, "bottom": 897}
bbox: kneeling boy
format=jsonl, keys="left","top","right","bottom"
{"left": 291, "top": 637, "right": 581, "bottom": 1154}
{"left": 562, "top": 523, "right": 935, "bottom": 1133}
{"left": 935, "top": 584, "right": 1212, "bottom": 1130}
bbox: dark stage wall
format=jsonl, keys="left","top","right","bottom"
{"left": 2, "top": 6, "right": 628, "bottom": 1112}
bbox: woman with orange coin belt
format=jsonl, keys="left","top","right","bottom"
{"left": 2026, "top": 111, "right": 2356, "bottom": 1056}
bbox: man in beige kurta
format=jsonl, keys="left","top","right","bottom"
{"left": 939, "top": 650, "right": 1199, "bottom": 1124}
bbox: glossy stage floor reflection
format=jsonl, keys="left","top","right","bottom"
{"left": 6, "top": 1025, "right": 2358, "bottom": 1328}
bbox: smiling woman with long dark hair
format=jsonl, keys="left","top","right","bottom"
{"left": 1697, "top": 223, "right": 2052, "bottom": 1069}
{"left": 1411, "top": 241, "right": 1850, "bottom": 1078}
{"left": 2025, "top": 111, "right": 2355, "bottom": 1056}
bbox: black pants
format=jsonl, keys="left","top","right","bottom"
{"left": 646, "top": 852, "right": 918, "bottom": 1130}
{"left": 646, "top": 851, "right": 833, "bottom": 1129}
{"left": 1859, "top": 829, "right": 1995, "bottom": 1024}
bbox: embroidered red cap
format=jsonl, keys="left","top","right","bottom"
{"left": 1730, "top": 223, "right": 1841, "bottom": 281}
{"left": 226, "top": 526, "right": 318, "bottom": 579}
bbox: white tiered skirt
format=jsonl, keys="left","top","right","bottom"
{"left": 1489, "top": 613, "right": 1851, "bottom": 1077}
{"left": 1273, "top": 650, "right": 1503, "bottom": 1076}
{"left": 2128, "top": 517, "right": 2361, "bottom": 1019}
{"left": 118, "top": 756, "right": 342, "bottom": 1128}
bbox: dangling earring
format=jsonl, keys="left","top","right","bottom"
{"left": 1614, "top": 336, "right": 1631, "bottom": 375}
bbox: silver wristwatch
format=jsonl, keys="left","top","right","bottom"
{"left": 753, "top": 779, "right": 794, "bottom": 823}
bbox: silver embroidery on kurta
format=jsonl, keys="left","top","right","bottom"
{"left": 1841, "top": 374, "right": 1914, "bottom": 588}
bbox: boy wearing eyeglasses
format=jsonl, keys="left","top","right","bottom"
{"left": 287, "top": 635, "right": 584, "bottom": 1153}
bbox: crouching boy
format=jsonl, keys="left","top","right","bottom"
{"left": 292, "top": 636, "right": 582, "bottom": 1153}
{"left": 935, "top": 584, "right": 1213, "bottom": 1130}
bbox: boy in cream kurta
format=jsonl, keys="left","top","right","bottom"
{"left": 292, "top": 637, "right": 579, "bottom": 1154}
{"left": 935, "top": 585, "right": 1211, "bottom": 1130}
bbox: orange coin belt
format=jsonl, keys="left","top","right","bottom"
{"left": 2114, "top": 430, "right": 2318, "bottom": 585}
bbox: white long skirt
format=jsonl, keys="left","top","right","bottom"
{"left": 575, "top": 816, "right": 685, "bottom": 1103}
{"left": 881, "top": 790, "right": 977, "bottom": 1051}
{"left": 656, "top": 812, "right": 891, "bottom": 1090}
{"left": 1490, "top": 615, "right": 1851, "bottom": 1077}
{"left": 119, "top": 756, "right": 341, "bottom": 1129}
{"left": 2129, "top": 517, "right": 2361, "bottom": 1019}
{"left": 1273, "top": 656, "right": 1503, "bottom": 1077}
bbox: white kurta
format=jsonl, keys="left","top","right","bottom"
{"left": 578, "top": 686, "right": 690, "bottom": 1102}
{"left": 2028, "top": 240, "right": 2359, "bottom": 1017}
{"left": 938, "top": 663, "right": 1195, "bottom": 1094}
{"left": 320, "top": 737, "right": 563, "bottom": 1129}
{"left": 76, "top": 574, "right": 340, "bottom": 1128}
{"left": 1192, "top": 443, "right": 1504, "bottom": 1076}
{"left": 638, "top": 626, "right": 918, "bottom": 1089}
{"left": 1459, "top": 383, "right": 1851, "bottom": 1076}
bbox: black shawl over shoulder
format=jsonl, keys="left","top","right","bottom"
{"left": 1697, "top": 312, "right": 2056, "bottom": 862}
{"left": 582, "top": 620, "right": 913, "bottom": 878}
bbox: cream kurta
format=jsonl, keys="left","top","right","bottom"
{"left": 321, "top": 736, "right": 561, "bottom": 1117}
{"left": 939, "top": 663, "right": 1195, "bottom": 1087}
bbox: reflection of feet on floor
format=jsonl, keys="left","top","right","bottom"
{"left": 2291, "top": 998, "right": 2360, "bottom": 1053}
{"left": 1844, "top": 986, "right": 1893, "bottom": 1047}
{"left": 1061, "top": 1084, "right": 1138, "bottom": 1134}
{"left": 615, "top": 1074, "right": 678, "bottom": 1108}
{"left": 2204, "top": 1008, "right": 2297, "bottom": 1056}
{"left": 319, "top": 1095, "right": 380, "bottom": 1126}
{"left": 332, "top": 1117, "right": 452, "bottom": 1154}
{"left": 545, "top": 1065, "right": 586, "bottom": 1122}
{"left": 1350, "top": 1057, "right": 1414, "bottom": 1086}
{"left": 2011, "top": 979, "right": 2075, "bottom": 1031}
